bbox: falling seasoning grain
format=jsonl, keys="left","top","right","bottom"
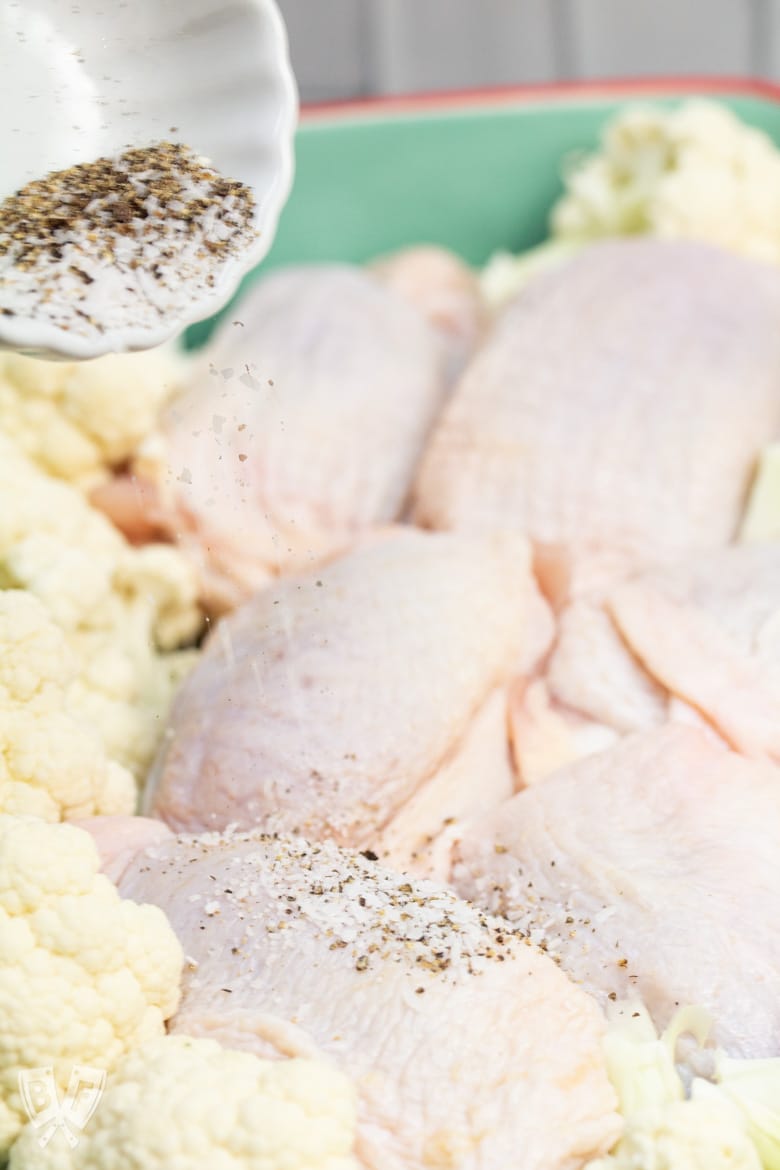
{"left": 0, "top": 141, "right": 256, "bottom": 341}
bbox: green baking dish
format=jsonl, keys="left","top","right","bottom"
{"left": 185, "top": 76, "right": 780, "bottom": 348}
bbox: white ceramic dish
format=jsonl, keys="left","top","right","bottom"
{"left": 0, "top": 0, "right": 298, "bottom": 359}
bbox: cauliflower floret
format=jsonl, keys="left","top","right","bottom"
{"left": 740, "top": 444, "right": 780, "bottom": 545}
{"left": 586, "top": 1005, "right": 766, "bottom": 1170}
{"left": 0, "top": 817, "right": 182, "bottom": 1154}
{"left": 551, "top": 100, "right": 780, "bottom": 265}
{"left": 696, "top": 1056, "right": 780, "bottom": 1169}
{"left": 587, "top": 1100, "right": 760, "bottom": 1170}
{"left": 9, "top": 1035, "right": 359, "bottom": 1170}
{"left": 0, "top": 435, "right": 202, "bottom": 778}
{"left": 0, "top": 591, "right": 135, "bottom": 821}
{"left": 0, "top": 345, "right": 186, "bottom": 488}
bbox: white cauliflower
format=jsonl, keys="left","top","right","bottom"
{"left": 551, "top": 100, "right": 780, "bottom": 265}
{"left": 586, "top": 1005, "right": 764, "bottom": 1170}
{"left": 0, "top": 435, "right": 203, "bottom": 778}
{"left": 9, "top": 1035, "right": 359, "bottom": 1170}
{"left": 740, "top": 444, "right": 780, "bottom": 545}
{"left": 696, "top": 1057, "right": 780, "bottom": 1170}
{"left": 587, "top": 1100, "right": 760, "bottom": 1170}
{"left": 0, "top": 345, "right": 186, "bottom": 488}
{"left": 0, "top": 591, "right": 135, "bottom": 820}
{"left": 0, "top": 816, "right": 182, "bottom": 1155}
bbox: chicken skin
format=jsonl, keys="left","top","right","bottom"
{"left": 512, "top": 543, "right": 780, "bottom": 783}
{"left": 371, "top": 245, "right": 487, "bottom": 381}
{"left": 101, "top": 265, "right": 447, "bottom": 610}
{"left": 454, "top": 726, "right": 780, "bottom": 1058}
{"left": 413, "top": 239, "right": 780, "bottom": 594}
{"left": 145, "top": 529, "right": 552, "bottom": 871}
{"left": 97, "top": 824, "right": 620, "bottom": 1170}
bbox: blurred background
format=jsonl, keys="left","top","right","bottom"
{"left": 278, "top": 0, "right": 779, "bottom": 104}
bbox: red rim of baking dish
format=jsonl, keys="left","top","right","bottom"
{"left": 300, "top": 75, "right": 780, "bottom": 120}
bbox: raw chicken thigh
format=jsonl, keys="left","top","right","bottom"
{"left": 453, "top": 726, "right": 780, "bottom": 1058}
{"left": 603, "top": 543, "right": 780, "bottom": 758}
{"left": 104, "top": 825, "right": 619, "bottom": 1170}
{"left": 513, "top": 542, "right": 780, "bottom": 783}
{"left": 109, "top": 265, "right": 447, "bottom": 609}
{"left": 371, "top": 245, "right": 486, "bottom": 380}
{"left": 146, "top": 529, "right": 552, "bottom": 870}
{"left": 413, "top": 239, "right": 780, "bottom": 592}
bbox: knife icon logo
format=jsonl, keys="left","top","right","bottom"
{"left": 18, "top": 1065, "right": 106, "bottom": 1148}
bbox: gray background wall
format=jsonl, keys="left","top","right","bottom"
{"left": 277, "top": 1, "right": 780, "bottom": 103}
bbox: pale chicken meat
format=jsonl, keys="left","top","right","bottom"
{"left": 605, "top": 544, "right": 780, "bottom": 759}
{"left": 101, "top": 265, "right": 446, "bottom": 610}
{"left": 145, "top": 529, "right": 553, "bottom": 865}
{"left": 101, "top": 824, "right": 619, "bottom": 1170}
{"left": 413, "top": 239, "right": 780, "bottom": 592}
{"left": 512, "top": 543, "right": 780, "bottom": 783}
{"left": 371, "top": 245, "right": 487, "bottom": 381}
{"left": 453, "top": 726, "right": 780, "bottom": 1058}
{"left": 375, "top": 687, "right": 517, "bottom": 882}
{"left": 508, "top": 676, "right": 622, "bottom": 787}
{"left": 74, "top": 813, "right": 174, "bottom": 884}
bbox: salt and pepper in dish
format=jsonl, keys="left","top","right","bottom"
{"left": 0, "top": 0, "right": 297, "bottom": 360}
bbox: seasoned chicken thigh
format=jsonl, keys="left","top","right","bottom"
{"left": 453, "top": 726, "right": 780, "bottom": 1058}
{"left": 104, "top": 266, "right": 446, "bottom": 609}
{"left": 413, "top": 239, "right": 780, "bottom": 592}
{"left": 106, "top": 827, "right": 620, "bottom": 1170}
{"left": 146, "top": 530, "right": 552, "bottom": 867}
